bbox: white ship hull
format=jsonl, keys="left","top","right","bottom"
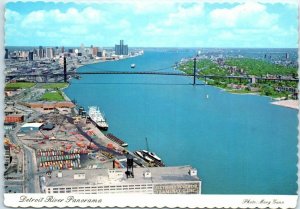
{"left": 88, "top": 106, "right": 109, "bottom": 130}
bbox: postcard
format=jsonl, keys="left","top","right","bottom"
{"left": 2, "top": 0, "right": 299, "bottom": 208}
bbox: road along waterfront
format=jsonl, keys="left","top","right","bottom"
{"left": 64, "top": 49, "right": 298, "bottom": 194}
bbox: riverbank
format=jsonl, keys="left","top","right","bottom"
{"left": 271, "top": 99, "right": 299, "bottom": 110}
{"left": 178, "top": 57, "right": 298, "bottom": 102}
{"left": 76, "top": 51, "right": 144, "bottom": 69}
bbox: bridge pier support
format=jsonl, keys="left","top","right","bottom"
{"left": 193, "top": 58, "right": 196, "bottom": 85}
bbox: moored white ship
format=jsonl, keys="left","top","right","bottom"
{"left": 142, "top": 150, "right": 161, "bottom": 161}
{"left": 88, "top": 106, "right": 109, "bottom": 131}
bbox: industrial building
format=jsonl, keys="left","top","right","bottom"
{"left": 4, "top": 123, "right": 16, "bottom": 132}
{"left": 24, "top": 101, "right": 75, "bottom": 110}
{"left": 5, "top": 115, "right": 24, "bottom": 123}
{"left": 43, "top": 166, "right": 201, "bottom": 194}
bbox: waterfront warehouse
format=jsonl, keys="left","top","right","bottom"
{"left": 43, "top": 166, "right": 201, "bottom": 194}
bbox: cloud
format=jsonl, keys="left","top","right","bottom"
{"left": 144, "top": 23, "right": 163, "bottom": 35}
{"left": 127, "top": 1, "right": 178, "bottom": 14}
{"left": 21, "top": 7, "right": 105, "bottom": 28}
{"left": 60, "top": 25, "right": 89, "bottom": 35}
{"left": 164, "top": 3, "right": 204, "bottom": 26}
{"left": 21, "top": 10, "right": 45, "bottom": 27}
{"left": 4, "top": 1, "right": 298, "bottom": 47}
{"left": 5, "top": 9, "right": 22, "bottom": 23}
{"left": 210, "top": 2, "right": 278, "bottom": 29}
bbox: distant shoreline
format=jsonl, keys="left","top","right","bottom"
{"left": 76, "top": 53, "right": 143, "bottom": 69}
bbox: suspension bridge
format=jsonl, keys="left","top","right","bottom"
{"left": 5, "top": 58, "right": 298, "bottom": 84}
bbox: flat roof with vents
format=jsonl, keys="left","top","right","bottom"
{"left": 45, "top": 165, "right": 200, "bottom": 187}
{"left": 21, "top": 123, "right": 43, "bottom": 128}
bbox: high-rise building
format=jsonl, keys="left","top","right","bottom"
{"left": 55, "top": 46, "right": 59, "bottom": 55}
{"left": 52, "top": 48, "right": 56, "bottom": 56}
{"left": 80, "top": 43, "right": 84, "bottom": 53}
{"left": 97, "top": 51, "right": 102, "bottom": 57}
{"left": 93, "top": 47, "right": 98, "bottom": 57}
{"left": 33, "top": 48, "right": 38, "bottom": 57}
{"left": 39, "top": 46, "right": 44, "bottom": 58}
{"left": 5, "top": 48, "right": 8, "bottom": 59}
{"left": 286, "top": 53, "right": 289, "bottom": 60}
{"left": 46, "top": 48, "right": 53, "bottom": 59}
{"left": 115, "top": 40, "right": 128, "bottom": 55}
{"left": 61, "top": 46, "right": 65, "bottom": 53}
{"left": 28, "top": 51, "right": 34, "bottom": 61}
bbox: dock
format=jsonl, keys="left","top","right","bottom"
{"left": 106, "top": 133, "right": 128, "bottom": 147}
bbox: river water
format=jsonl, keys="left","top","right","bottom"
{"left": 64, "top": 49, "right": 298, "bottom": 194}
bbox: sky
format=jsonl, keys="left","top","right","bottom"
{"left": 4, "top": 0, "right": 299, "bottom": 48}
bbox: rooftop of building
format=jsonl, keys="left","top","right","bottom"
{"left": 21, "top": 123, "right": 43, "bottom": 128}
{"left": 45, "top": 165, "right": 200, "bottom": 187}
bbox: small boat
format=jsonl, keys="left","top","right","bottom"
{"left": 134, "top": 151, "right": 144, "bottom": 158}
{"left": 134, "top": 151, "right": 153, "bottom": 163}
{"left": 142, "top": 150, "right": 161, "bottom": 161}
{"left": 143, "top": 155, "right": 154, "bottom": 163}
{"left": 131, "top": 64, "right": 136, "bottom": 68}
{"left": 148, "top": 152, "right": 161, "bottom": 162}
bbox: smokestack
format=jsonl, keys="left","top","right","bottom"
{"left": 125, "top": 155, "right": 134, "bottom": 178}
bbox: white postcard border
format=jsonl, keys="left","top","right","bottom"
{"left": 1, "top": 0, "right": 299, "bottom": 208}
{"left": 3, "top": 194, "right": 299, "bottom": 208}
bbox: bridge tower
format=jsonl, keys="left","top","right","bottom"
{"left": 64, "top": 57, "right": 67, "bottom": 83}
{"left": 193, "top": 58, "right": 197, "bottom": 85}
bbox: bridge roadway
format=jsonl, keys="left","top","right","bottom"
{"left": 5, "top": 71, "right": 299, "bottom": 82}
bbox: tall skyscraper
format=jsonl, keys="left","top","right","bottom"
{"left": 46, "top": 48, "right": 53, "bottom": 59}
{"left": 52, "top": 47, "right": 56, "bottom": 56}
{"left": 80, "top": 43, "right": 84, "bottom": 53}
{"left": 39, "top": 46, "right": 44, "bottom": 58}
{"left": 115, "top": 40, "right": 128, "bottom": 55}
{"left": 61, "top": 46, "right": 65, "bottom": 53}
{"left": 28, "top": 51, "right": 34, "bottom": 61}
{"left": 5, "top": 48, "right": 8, "bottom": 59}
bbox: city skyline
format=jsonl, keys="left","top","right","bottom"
{"left": 5, "top": 1, "right": 298, "bottom": 48}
